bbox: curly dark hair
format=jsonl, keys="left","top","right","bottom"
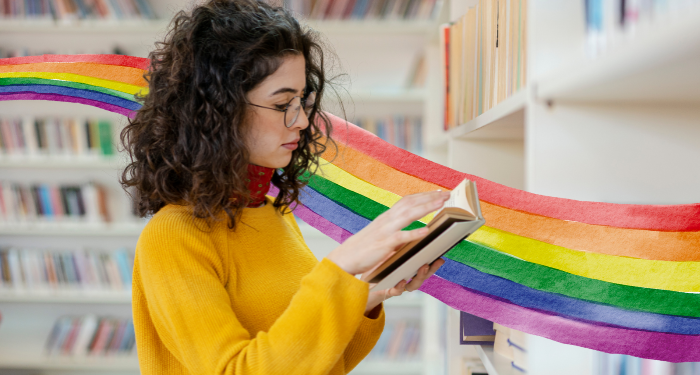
{"left": 120, "top": 0, "right": 341, "bottom": 229}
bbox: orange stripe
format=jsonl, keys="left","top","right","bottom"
{"left": 0, "top": 63, "right": 147, "bottom": 87}
{"left": 321, "top": 137, "right": 700, "bottom": 261}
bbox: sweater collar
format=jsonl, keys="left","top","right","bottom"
{"left": 245, "top": 164, "right": 275, "bottom": 207}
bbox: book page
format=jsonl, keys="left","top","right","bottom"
{"left": 436, "top": 179, "right": 475, "bottom": 217}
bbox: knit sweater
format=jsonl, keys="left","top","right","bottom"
{"left": 132, "top": 195, "right": 385, "bottom": 375}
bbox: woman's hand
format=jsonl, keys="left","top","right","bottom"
{"left": 326, "top": 190, "right": 450, "bottom": 276}
{"left": 363, "top": 259, "right": 445, "bottom": 315}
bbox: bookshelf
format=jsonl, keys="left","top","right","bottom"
{"left": 0, "top": 0, "right": 449, "bottom": 373}
{"left": 439, "top": 0, "right": 700, "bottom": 374}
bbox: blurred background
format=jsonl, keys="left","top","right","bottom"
{"left": 1, "top": 0, "right": 699, "bottom": 374}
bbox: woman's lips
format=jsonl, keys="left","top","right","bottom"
{"left": 282, "top": 142, "right": 298, "bottom": 150}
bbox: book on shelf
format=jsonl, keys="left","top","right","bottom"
{"left": 441, "top": 0, "right": 527, "bottom": 130}
{"left": 584, "top": 0, "right": 700, "bottom": 57}
{"left": 0, "top": 247, "right": 134, "bottom": 292}
{"left": 0, "top": 0, "right": 156, "bottom": 22}
{"left": 361, "top": 178, "right": 485, "bottom": 291}
{"left": 460, "top": 311, "right": 495, "bottom": 345}
{"left": 354, "top": 115, "right": 422, "bottom": 154}
{"left": 45, "top": 314, "right": 135, "bottom": 356}
{"left": 284, "top": 0, "right": 439, "bottom": 21}
{"left": 0, "top": 181, "right": 112, "bottom": 224}
{"left": 0, "top": 117, "right": 116, "bottom": 160}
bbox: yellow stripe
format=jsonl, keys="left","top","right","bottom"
{"left": 319, "top": 158, "right": 436, "bottom": 223}
{"left": 0, "top": 72, "right": 149, "bottom": 96}
{"left": 469, "top": 226, "right": 700, "bottom": 292}
{"left": 318, "top": 157, "right": 700, "bottom": 292}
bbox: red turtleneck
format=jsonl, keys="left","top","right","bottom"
{"left": 245, "top": 164, "right": 275, "bottom": 207}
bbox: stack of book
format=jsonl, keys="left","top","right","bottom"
{"left": 493, "top": 323, "right": 527, "bottom": 373}
{"left": 284, "top": 0, "right": 439, "bottom": 20}
{"left": 45, "top": 315, "right": 135, "bottom": 356}
{"left": 0, "top": 117, "right": 115, "bottom": 160}
{"left": 0, "top": 181, "right": 112, "bottom": 225}
{"left": 441, "top": 0, "right": 527, "bottom": 130}
{"left": 0, "top": 0, "right": 156, "bottom": 22}
{"left": 368, "top": 319, "right": 421, "bottom": 360}
{"left": 354, "top": 115, "right": 422, "bottom": 154}
{"left": 0, "top": 247, "right": 133, "bottom": 292}
{"left": 584, "top": 0, "right": 700, "bottom": 56}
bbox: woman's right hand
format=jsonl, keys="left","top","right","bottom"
{"left": 326, "top": 190, "right": 451, "bottom": 276}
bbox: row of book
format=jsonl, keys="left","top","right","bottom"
{"left": 0, "top": 0, "right": 157, "bottom": 21}
{"left": 283, "top": 0, "right": 439, "bottom": 20}
{"left": 441, "top": 0, "right": 527, "bottom": 130}
{"left": 0, "top": 117, "right": 116, "bottom": 159}
{"left": 0, "top": 247, "right": 133, "bottom": 291}
{"left": 0, "top": 181, "right": 112, "bottom": 224}
{"left": 598, "top": 353, "right": 700, "bottom": 375}
{"left": 367, "top": 319, "right": 421, "bottom": 360}
{"left": 353, "top": 115, "right": 422, "bottom": 154}
{"left": 0, "top": 46, "right": 129, "bottom": 59}
{"left": 585, "top": 0, "right": 700, "bottom": 56}
{"left": 45, "top": 315, "right": 135, "bottom": 356}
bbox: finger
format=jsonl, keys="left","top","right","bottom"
{"left": 405, "top": 264, "right": 430, "bottom": 291}
{"left": 385, "top": 226, "right": 429, "bottom": 249}
{"left": 382, "top": 194, "right": 450, "bottom": 234}
{"left": 427, "top": 258, "right": 445, "bottom": 276}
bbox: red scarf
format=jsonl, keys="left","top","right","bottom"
{"left": 245, "top": 164, "right": 275, "bottom": 207}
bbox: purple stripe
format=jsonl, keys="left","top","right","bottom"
{"left": 419, "top": 276, "right": 700, "bottom": 363}
{"left": 268, "top": 185, "right": 352, "bottom": 243}
{"left": 0, "top": 92, "right": 136, "bottom": 118}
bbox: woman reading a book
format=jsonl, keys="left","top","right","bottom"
{"left": 120, "top": 0, "right": 448, "bottom": 373}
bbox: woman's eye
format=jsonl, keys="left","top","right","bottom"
{"left": 274, "top": 104, "right": 287, "bottom": 110}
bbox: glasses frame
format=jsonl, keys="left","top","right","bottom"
{"left": 248, "top": 91, "right": 317, "bottom": 128}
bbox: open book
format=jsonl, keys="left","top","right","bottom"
{"left": 361, "top": 178, "right": 485, "bottom": 291}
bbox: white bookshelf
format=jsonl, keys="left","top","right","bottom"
{"left": 0, "top": 0, "right": 450, "bottom": 372}
{"left": 440, "top": 0, "right": 700, "bottom": 374}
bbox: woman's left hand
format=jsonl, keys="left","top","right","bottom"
{"left": 363, "top": 259, "right": 445, "bottom": 316}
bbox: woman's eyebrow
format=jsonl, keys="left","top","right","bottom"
{"left": 269, "top": 87, "right": 302, "bottom": 97}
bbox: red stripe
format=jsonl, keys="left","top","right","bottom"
{"left": 323, "top": 112, "right": 700, "bottom": 232}
{"left": 0, "top": 54, "right": 149, "bottom": 70}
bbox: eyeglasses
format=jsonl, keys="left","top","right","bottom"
{"left": 248, "top": 91, "right": 317, "bottom": 128}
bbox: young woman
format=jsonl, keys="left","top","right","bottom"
{"left": 120, "top": 0, "right": 448, "bottom": 373}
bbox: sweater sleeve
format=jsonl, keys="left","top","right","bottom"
{"left": 342, "top": 303, "right": 385, "bottom": 372}
{"left": 136, "top": 215, "right": 373, "bottom": 375}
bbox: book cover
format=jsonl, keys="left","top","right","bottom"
{"left": 460, "top": 311, "right": 495, "bottom": 345}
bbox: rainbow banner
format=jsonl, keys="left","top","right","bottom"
{"left": 2, "top": 54, "right": 699, "bottom": 362}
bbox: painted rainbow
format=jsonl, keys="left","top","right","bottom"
{"left": 2, "top": 54, "right": 699, "bottom": 362}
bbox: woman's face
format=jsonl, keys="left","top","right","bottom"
{"left": 243, "top": 54, "right": 310, "bottom": 169}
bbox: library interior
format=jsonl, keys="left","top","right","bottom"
{"left": 1, "top": 0, "right": 699, "bottom": 374}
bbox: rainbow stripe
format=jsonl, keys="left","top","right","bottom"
{"left": 0, "top": 54, "right": 149, "bottom": 118}
{"left": 2, "top": 55, "right": 699, "bottom": 362}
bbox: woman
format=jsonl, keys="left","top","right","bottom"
{"left": 120, "top": 0, "right": 448, "bottom": 373}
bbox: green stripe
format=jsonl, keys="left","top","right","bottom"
{"left": 304, "top": 172, "right": 700, "bottom": 318}
{"left": 0, "top": 77, "right": 137, "bottom": 102}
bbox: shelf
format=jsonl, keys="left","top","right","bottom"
{"left": 0, "top": 222, "right": 145, "bottom": 237}
{"left": 0, "top": 356, "right": 139, "bottom": 371}
{"left": 352, "top": 359, "right": 424, "bottom": 374}
{"left": 537, "top": 7, "right": 700, "bottom": 103}
{"left": 0, "top": 157, "right": 125, "bottom": 169}
{"left": 476, "top": 345, "right": 520, "bottom": 375}
{"left": 448, "top": 90, "right": 526, "bottom": 140}
{"left": 0, "top": 19, "right": 436, "bottom": 36}
{"left": 0, "top": 291, "right": 131, "bottom": 304}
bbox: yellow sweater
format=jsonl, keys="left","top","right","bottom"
{"left": 132, "top": 195, "right": 385, "bottom": 375}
